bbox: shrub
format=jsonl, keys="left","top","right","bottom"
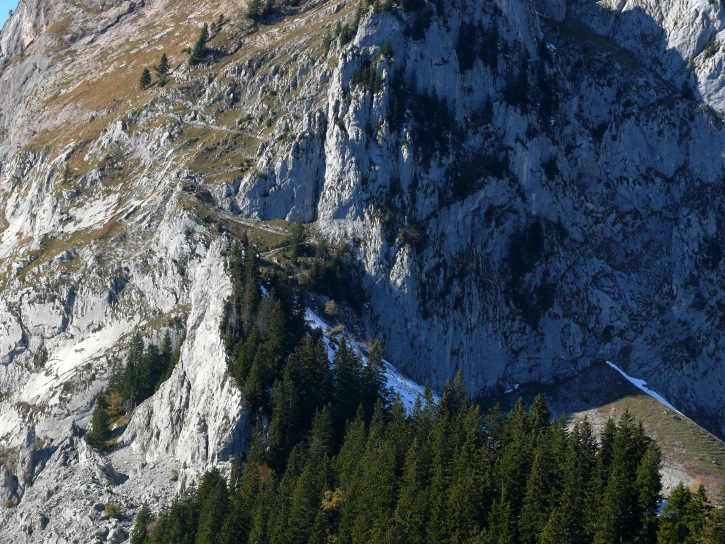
{"left": 104, "top": 503, "right": 124, "bottom": 519}
{"left": 704, "top": 34, "right": 719, "bottom": 59}
{"left": 325, "top": 300, "right": 338, "bottom": 318}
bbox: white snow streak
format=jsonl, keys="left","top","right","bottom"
{"left": 605, "top": 361, "right": 682, "bottom": 414}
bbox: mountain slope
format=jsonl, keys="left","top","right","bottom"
{"left": 0, "top": 0, "right": 723, "bottom": 540}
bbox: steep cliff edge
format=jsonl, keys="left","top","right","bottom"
{"left": 0, "top": 0, "right": 723, "bottom": 539}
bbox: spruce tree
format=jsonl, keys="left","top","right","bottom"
{"left": 541, "top": 418, "right": 597, "bottom": 544}
{"left": 528, "top": 393, "right": 551, "bottom": 435}
{"left": 85, "top": 393, "right": 110, "bottom": 451}
{"left": 240, "top": 248, "right": 262, "bottom": 336}
{"left": 361, "top": 340, "right": 387, "bottom": 417}
{"left": 307, "top": 405, "right": 335, "bottom": 460}
{"left": 336, "top": 409, "right": 368, "bottom": 495}
{"left": 155, "top": 53, "right": 169, "bottom": 86}
{"left": 635, "top": 442, "right": 662, "bottom": 544}
{"left": 446, "top": 406, "right": 485, "bottom": 542}
{"left": 122, "top": 333, "right": 145, "bottom": 406}
{"left": 519, "top": 441, "right": 556, "bottom": 544}
{"left": 702, "top": 486, "right": 725, "bottom": 544}
{"left": 331, "top": 340, "right": 363, "bottom": 431}
{"left": 189, "top": 24, "right": 210, "bottom": 66}
{"left": 393, "top": 437, "right": 430, "bottom": 544}
{"left": 289, "top": 222, "right": 304, "bottom": 264}
{"left": 486, "top": 491, "right": 516, "bottom": 544}
{"left": 658, "top": 482, "right": 695, "bottom": 544}
{"left": 286, "top": 456, "right": 332, "bottom": 544}
{"left": 594, "top": 411, "right": 651, "bottom": 544}
{"left": 130, "top": 502, "right": 153, "bottom": 544}
{"left": 247, "top": 0, "right": 262, "bottom": 19}
{"left": 310, "top": 488, "right": 344, "bottom": 544}
{"left": 494, "top": 397, "right": 531, "bottom": 521}
{"left": 340, "top": 402, "right": 397, "bottom": 544}
{"left": 139, "top": 68, "right": 151, "bottom": 90}
{"left": 425, "top": 395, "right": 454, "bottom": 544}
{"left": 160, "top": 331, "right": 173, "bottom": 373}
{"left": 196, "top": 469, "right": 230, "bottom": 544}
{"left": 155, "top": 53, "right": 169, "bottom": 76}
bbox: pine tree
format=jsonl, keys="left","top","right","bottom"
{"left": 139, "top": 68, "right": 151, "bottom": 90}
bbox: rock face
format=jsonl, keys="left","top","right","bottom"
{"left": 0, "top": 0, "right": 723, "bottom": 540}
{"left": 16, "top": 426, "right": 35, "bottom": 497}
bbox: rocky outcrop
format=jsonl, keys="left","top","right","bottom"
{"left": 566, "top": 0, "right": 725, "bottom": 112}
{"left": 16, "top": 427, "right": 35, "bottom": 497}
{"left": 123, "top": 242, "right": 247, "bottom": 468}
{"left": 0, "top": 465, "right": 18, "bottom": 505}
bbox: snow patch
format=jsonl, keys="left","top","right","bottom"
{"left": 606, "top": 361, "right": 682, "bottom": 414}
{"left": 303, "top": 308, "right": 436, "bottom": 412}
{"left": 22, "top": 320, "right": 136, "bottom": 402}
{"left": 62, "top": 195, "right": 120, "bottom": 233}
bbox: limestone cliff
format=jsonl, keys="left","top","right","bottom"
{"left": 0, "top": 0, "right": 723, "bottom": 540}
